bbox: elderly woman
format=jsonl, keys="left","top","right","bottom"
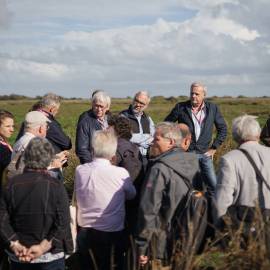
{"left": 0, "top": 137, "right": 73, "bottom": 270}
{"left": 0, "top": 110, "right": 14, "bottom": 190}
{"left": 76, "top": 91, "right": 111, "bottom": 164}
{"left": 75, "top": 130, "right": 136, "bottom": 270}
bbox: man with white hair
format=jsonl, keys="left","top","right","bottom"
{"left": 76, "top": 91, "right": 111, "bottom": 164}
{"left": 165, "top": 82, "right": 227, "bottom": 195}
{"left": 215, "top": 115, "right": 270, "bottom": 221}
{"left": 120, "top": 91, "right": 155, "bottom": 161}
{"left": 137, "top": 122, "right": 200, "bottom": 268}
{"left": 75, "top": 130, "right": 136, "bottom": 269}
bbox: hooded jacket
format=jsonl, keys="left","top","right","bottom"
{"left": 136, "top": 147, "right": 201, "bottom": 259}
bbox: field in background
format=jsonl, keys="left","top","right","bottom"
{"left": 1, "top": 96, "right": 270, "bottom": 269}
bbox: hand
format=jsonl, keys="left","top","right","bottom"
{"left": 26, "top": 239, "right": 52, "bottom": 261}
{"left": 139, "top": 255, "right": 148, "bottom": 266}
{"left": 204, "top": 149, "right": 216, "bottom": 159}
{"left": 10, "top": 241, "right": 28, "bottom": 259}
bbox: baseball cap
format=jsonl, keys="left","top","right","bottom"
{"left": 25, "top": 111, "right": 51, "bottom": 127}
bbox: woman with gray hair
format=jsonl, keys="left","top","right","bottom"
{"left": 75, "top": 90, "right": 112, "bottom": 164}
{"left": 0, "top": 137, "right": 73, "bottom": 270}
{"left": 75, "top": 130, "right": 136, "bottom": 270}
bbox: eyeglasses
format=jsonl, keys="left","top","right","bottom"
{"left": 134, "top": 98, "right": 147, "bottom": 106}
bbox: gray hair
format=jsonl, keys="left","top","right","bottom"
{"left": 134, "top": 91, "right": 151, "bottom": 102}
{"left": 24, "top": 137, "right": 55, "bottom": 170}
{"left": 92, "top": 91, "right": 111, "bottom": 109}
{"left": 155, "top": 122, "right": 183, "bottom": 147}
{"left": 232, "top": 115, "right": 261, "bottom": 144}
{"left": 41, "top": 93, "right": 61, "bottom": 109}
{"left": 190, "top": 82, "right": 207, "bottom": 95}
{"left": 92, "top": 130, "right": 117, "bottom": 159}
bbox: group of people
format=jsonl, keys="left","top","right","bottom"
{"left": 0, "top": 82, "right": 270, "bottom": 270}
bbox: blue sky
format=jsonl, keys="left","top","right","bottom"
{"left": 0, "top": 0, "right": 269, "bottom": 98}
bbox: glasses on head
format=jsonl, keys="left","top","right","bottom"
{"left": 134, "top": 98, "right": 147, "bottom": 106}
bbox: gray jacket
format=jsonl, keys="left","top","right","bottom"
{"left": 215, "top": 141, "right": 270, "bottom": 219}
{"left": 136, "top": 147, "right": 201, "bottom": 259}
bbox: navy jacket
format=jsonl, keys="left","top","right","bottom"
{"left": 75, "top": 110, "right": 102, "bottom": 164}
{"left": 16, "top": 112, "right": 72, "bottom": 154}
{"left": 165, "top": 100, "right": 227, "bottom": 153}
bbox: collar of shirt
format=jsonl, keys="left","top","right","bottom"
{"left": 97, "top": 116, "right": 108, "bottom": 130}
{"left": 0, "top": 136, "right": 12, "bottom": 152}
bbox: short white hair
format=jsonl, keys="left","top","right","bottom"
{"left": 134, "top": 91, "right": 151, "bottom": 102}
{"left": 232, "top": 115, "right": 261, "bottom": 143}
{"left": 92, "top": 130, "right": 117, "bottom": 159}
{"left": 92, "top": 91, "right": 111, "bottom": 109}
{"left": 41, "top": 93, "right": 61, "bottom": 109}
{"left": 155, "top": 122, "right": 183, "bottom": 147}
{"left": 190, "top": 82, "right": 207, "bottom": 95}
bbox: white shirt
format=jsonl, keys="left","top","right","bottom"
{"left": 75, "top": 158, "right": 136, "bottom": 231}
{"left": 12, "top": 132, "right": 35, "bottom": 159}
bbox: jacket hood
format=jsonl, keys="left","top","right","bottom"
{"left": 151, "top": 147, "right": 199, "bottom": 182}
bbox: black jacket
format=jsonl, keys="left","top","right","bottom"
{"left": 120, "top": 105, "right": 151, "bottom": 134}
{"left": 75, "top": 110, "right": 102, "bottom": 164}
{"left": 0, "top": 170, "right": 73, "bottom": 254}
{"left": 261, "top": 118, "right": 270, "bottom": 147}
{"left": 16, "top": 112, "right": 72, "bottom": 154}
{"left": 136, "top": 147, "right": 201, "bottom": 259}
{"left": 165, "top": 100, "right": 227, "bottom": 153}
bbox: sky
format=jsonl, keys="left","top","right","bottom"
{"left": 0, "top": 0, "right": 269, "bottom": 98}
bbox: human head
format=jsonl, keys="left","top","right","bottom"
{"left": 108, "top": 115, "right": 132, "bottom": 140}
{"left": 40, "top": 93, "right": 61, "bottom": 116}
{"left": 190, "top": 82, "right": 206, "bottom": 108}
{"left": 24, "top": 111, "right": 50, "bottom": 138}
{"left": 132, "top": 91, "right": 151, "bottom": 114}
{"left": 150, "top": 122, "right": 182, "bottom": 157}
{"left": 178, "top": 123, "right": 192, "bottom": 151}
{"left": 92, "top": 130, "right": 117, "bottom": 160}
{"left": 91, "top": 91, "right": 111, "bottom": 120}
{"left": 0, "top": 110, "right": 14, "bottom": 140}
{"left": 232, "top": 115, "right": 261, "bottom": 144}
{"left": 24, "top": 137, "right": 55, "bottom": 170}
{"left": 91, "top": 89, "right": 105, "bottom": 98}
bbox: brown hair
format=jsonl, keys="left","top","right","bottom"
{"left": 0, "top": 110, "right": 14, "bottom": 126}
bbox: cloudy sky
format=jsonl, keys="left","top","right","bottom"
{"left": 0, "top": 0, "right": 269, "bottom": 98}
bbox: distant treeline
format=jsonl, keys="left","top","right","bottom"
{"left": 0, "top": 94, "right": 83, "bottom": 101}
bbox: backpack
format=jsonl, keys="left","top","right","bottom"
{"left": 165, "top": 166, "right": 208, "bottom": 262}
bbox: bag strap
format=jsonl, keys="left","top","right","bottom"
{"left": 239, "top": 148, "right": 270, "bottom": 192}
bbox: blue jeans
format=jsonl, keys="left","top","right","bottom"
{"left": 196, "top": 153, "right": 217, "bottom": 196}
{"left": 10, "top": 258, "right": 65, "bottom": 270}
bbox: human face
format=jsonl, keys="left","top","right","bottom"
{"left": 93, "top": 101, "right": 108, "bottom": 119}
{"left": 132, "top": 94, "right": 149, "bottom": 114}
{"left": 0, "top": 117, "right": 14, "bottom": 140}
{"left": 150, "top": 129, "right": 173, "bottom": 157}
{"left": 50, "top": 105, "right": 60, "bottom": 117}
{"left": 190, "top": 86, "right": 205, "bottom": 107}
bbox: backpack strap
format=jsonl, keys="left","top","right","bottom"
{"left": 239, "top": 148, "right": 270, "bottom": 192}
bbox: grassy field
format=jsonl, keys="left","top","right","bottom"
{"left": 1, "top": 96, "right": 270, "bottom": 269}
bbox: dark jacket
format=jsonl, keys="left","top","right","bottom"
{"left": 136, "top": 147, "right": 200, "bottom": 259}
{"left": 0, "top": 142, "right": 12, "bottom": 192}
{"left": 165, "top": 100, "right": 227, "bottom": 153}
{"left": 75, "top": 110, "right": 102, "bottom": 164}
{"left": 16, "top": 111, "right": 72, "bottom": 154}
{"left": 261, "top": 118, "right": 270, "bottom": 147}
{"left": 0, "top": 170, "right": 73, "bottom": 254}
{"left": 120, "top": 105, "right": 151, "bottom": 134}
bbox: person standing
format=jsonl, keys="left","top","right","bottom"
{"left": 16, "top": 93, "right": 72, "bottom": 154}
{"left": 120, "top": 91, "right": 155, "bottom": 167}
{"left": 76, "top": 91, "right": 111, "bottom": 164}
{"left": 261, "top": 117, "right": 270, "bottom": 147}
{"left": 165, "top": 82, "right": 227, "bottom": 194}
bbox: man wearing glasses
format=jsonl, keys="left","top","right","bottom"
{"left": 76, "top": 91, "right": 111, "bottom": 164}
{"left": 120, "top": 91, "right": 155, "bottom": 164}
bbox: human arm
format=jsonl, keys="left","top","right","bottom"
{"left": 212, "top": 105, "right": 227, "bottom": 150}
{"left": 164, "top": 103, "right": 180, "bottom": 122}
{"left": 75, "top": 120, "right": 93, "bottom": 164}
{"left": 123, "top": 175, "right": 136, "bottom": 200}
{"left": 215, "top": 157, "right": 238, "bottom": 221}
{"left": 136, "top": 167, "right": 166, "bottom": 256}
{"left": 46, "top": 120, "right": 72, "bottom": 151}
{"left": 261, "top": 118, "right": 270, "bottom": 147}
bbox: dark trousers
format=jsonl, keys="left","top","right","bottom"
{"left": 77, "top": 227, "right": 126, "bottom": 270}
{"left": 10, "top": 258, "right": 65, "bottom": 270}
